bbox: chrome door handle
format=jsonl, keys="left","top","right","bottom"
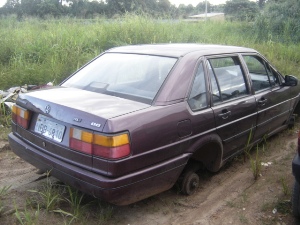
{"left": 218, "top": 111, "right": 231, "bottom": 119}
{"left": 258, "top": 98, "right": 267, "bottom": 106}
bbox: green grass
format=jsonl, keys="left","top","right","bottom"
{"left": 0, "top": 14, "right": 300, "bottom": 90}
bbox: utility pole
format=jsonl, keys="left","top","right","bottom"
{"left": 205, "top": 0, "right": 207, "bottom": 21}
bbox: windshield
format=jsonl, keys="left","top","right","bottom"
{"left": 62, "top": 53, "right": 177, "bottom": 103}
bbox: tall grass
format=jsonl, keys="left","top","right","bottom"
{"left": 0, "top": 14, "right": 300, "bottom": 90}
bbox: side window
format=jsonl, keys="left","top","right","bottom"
{"left": 208, "top": 56, "right": 247, "bottom": 103}
{"left": 188, "top": 63, "right": 207, "bottom": 111}
{"left": 243, "top": 55, "right": 280, "bottom": 92}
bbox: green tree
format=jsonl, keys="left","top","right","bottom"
{"left": 177, "top": 4, "right": 194, "bottom": 18}
{"left": 224, "top": 0, "right": 259, "bottom": 21}
{"left": 257, "top": 0, "right": 266, "bottom": 9}
{"left": 195, "top": 1, "right": 212, "bottom": 13}
{"left": 255, "top": 0, "right": 300, "bottom": 42}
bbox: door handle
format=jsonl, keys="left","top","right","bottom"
{"left": 258, "top": 98, "right": 267, "bottom": 106}
{"left": 218, "top": 110, "right": 231, "bottom": 119}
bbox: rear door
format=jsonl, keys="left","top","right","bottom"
{"left": 242, "top": 54, "right": 292, "bottom": 140}
{"left": 207, "top": 55, "right": 257, "bottom": 158}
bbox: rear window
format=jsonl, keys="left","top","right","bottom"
{"left": 62, "top": 53, "right": 177, "bottom": 103}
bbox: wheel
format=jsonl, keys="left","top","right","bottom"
{"left": 181, "top": 171, "right": 200, "bottom": 195}
{"left": 288, "top": 114, "right": 296, "bottom": 129}
{"left": 292, "top": 180, "right": 300, "bottom": 217}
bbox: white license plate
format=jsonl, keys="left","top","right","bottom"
{"left": 34, "top": 115, "right": 65, "bottom": 142}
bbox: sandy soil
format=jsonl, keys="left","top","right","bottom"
{"left": 1, "top": 127, "right": 300, "bottom": 225}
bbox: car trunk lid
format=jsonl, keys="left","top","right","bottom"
{"left": 16, "top": 86, "right": 150, "bottom": 132}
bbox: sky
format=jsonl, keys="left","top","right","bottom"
{"left": 0, "top": 0, "right": 231, "bottom": 8}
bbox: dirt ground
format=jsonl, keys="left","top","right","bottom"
{"left": 1, "top": 126, "right": 300, "bottom": 225}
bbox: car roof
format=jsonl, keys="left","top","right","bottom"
{"left": 106, "top": 44, "right": 257, "bottom": 57}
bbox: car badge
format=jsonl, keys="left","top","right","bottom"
{"left": 91, "top": 122, "right": 101, "bottom": 128}
{"left": 45, "top": 105, "right": 51, "bottom": 114}
{"left": 73, "top": 118, "right": 82, "bottom": 122}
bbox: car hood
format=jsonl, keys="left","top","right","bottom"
{"left": 17, "top": 86, "right": 150, "bottom": 131}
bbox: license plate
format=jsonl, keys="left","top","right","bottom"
{"left": 34, "top": 115, "right": 65, "bottom": 142}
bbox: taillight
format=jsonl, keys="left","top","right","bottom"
{"left": 69, "top": 127, "right": 130, "bottom": 159}
{"left": 12, "top": 105, "right": 31, "bottom": 129}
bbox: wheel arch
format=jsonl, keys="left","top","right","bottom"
{"left": 187, "top": 133, "right": 223, "bottom": 172}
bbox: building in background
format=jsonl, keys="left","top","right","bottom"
{"left": 187, "top": 13, "right": 225, "bottom": 22}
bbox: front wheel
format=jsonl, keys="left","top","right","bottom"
{"left": 292, "top": 180, "right": 300, "bottom": 217}
{"left": 181, "top": 171, "right": 200, "bottom": 195}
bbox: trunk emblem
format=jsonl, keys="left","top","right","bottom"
{"left": 91, "top": 122, "right": 101, "bottom": 128}
{"left": 73, "top": 118, "right": 82, "bottom": 122}
{"left": 45, "top": 105, "right": 51, "bottom": 114}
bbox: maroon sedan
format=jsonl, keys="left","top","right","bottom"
{"left": 9, "top": 44, "right": 300, "bottom": 205}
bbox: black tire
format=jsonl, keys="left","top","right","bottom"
{"left": 292, "top": 180, "right": 300, "bottom": 217}
{"left": 181, "top": 171, "right": 200, "bottom": 195}
{"left": 288, "top": 114, "right": 296, "bottom": 129}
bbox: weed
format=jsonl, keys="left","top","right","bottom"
{"left": 28, "top": 173, "right": 63, "bottom": 211}
{"left": 261, "top": 201, "right": 273, "bottom": 212}
{"left": 250, "top": 145, "right": 262, "bottom": 180}
{"left": 14, "top": 204, "right": 40, "bottom": 225}
{"left": 0, "top": 185, "right": 11, "bottom": 197}
{"left": 241, "top": 192, "right": 249, "bottom": 204}
{"left": 280, "top": 177, "right": 289, "bottom": 196}
{"left": 94, "top": 201, "right": 114, "bottom": 225}
{"left": 0, "top": 185, "right": 11, "bottom": 216}
{"left": 239, "top": 214, "right": 248, "bottom": 224}
{"left": 0, "top": 16, "right": 300, "bottom": 90}
{"left": 244, "top": 129, "right": 262, "bottom": 180}
{"left": 0, "top": 102, "right": 11, "bottom": 127}
{"left": 53, "top": 186, "right": 86, "bottom": 223}
{"left": 226, "top": 200, "right": 236, "bottom": 208}
{"left": 243, "top": 128, "right": 254, "bottom": 163}
{"left": 65, "top": 186, "right": 86, "bottom": 219}
{"left": 275, "top": 199, "right": 291, "bottom": 214}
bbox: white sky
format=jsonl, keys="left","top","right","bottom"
{"left": 0, "top": 0, "right": 247, "bottom": 8}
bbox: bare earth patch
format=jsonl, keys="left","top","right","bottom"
{"left": 1, "top": 126, "right": 300, "bottom": 225}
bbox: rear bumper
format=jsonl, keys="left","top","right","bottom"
{"left": 8, "top": 132, "right": 189, "bottom": 205}
{"left": 292, "top": 154, "right": 300, "bottom": 183}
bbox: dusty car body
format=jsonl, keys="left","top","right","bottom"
{"left": 9, "top": 44, "right": 300, "bottom": 205}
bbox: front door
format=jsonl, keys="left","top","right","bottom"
{"left": 242, "top": 54, "right": 292, "bottom": 140}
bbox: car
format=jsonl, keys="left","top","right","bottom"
{"left": 9, "top": 44, "right": 300, "bottom": 205}
{"left": 292, "top": 131, "right": 300, "bottom": 217}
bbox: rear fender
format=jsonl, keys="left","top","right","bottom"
{"left": 188, "top": 134, "right": 223, "bottom": 172}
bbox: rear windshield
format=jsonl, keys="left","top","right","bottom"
{"left": 62, "top": 53, "right": 177, "bottom": 103}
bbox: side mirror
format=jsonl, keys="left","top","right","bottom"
{"left": 284, "top": 75, "right": 298, "bottom": 86}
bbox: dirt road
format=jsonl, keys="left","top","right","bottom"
{"left": 0, "top": 128, "right": 300, "bottom": 225}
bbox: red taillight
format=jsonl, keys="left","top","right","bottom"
{"left": 69, "top": 127, "right": 130, "bottom": 159}
{"left": 12, "top": 105, "right": 31, "bottom": 129}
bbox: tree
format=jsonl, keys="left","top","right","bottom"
{"left": 255, "top": 0, "right": 300, "bottom": 42}
{"left": 224, "top": 0, "right": 259, "bottom": 21}
{"left": 257, "top": 0, "right": 266, "bottom": 9}
{"left": 177, "top": 4, "right": 194, "bottom": 18}
{"left": 195, "top": 1, "right": 212, "bottom": 13}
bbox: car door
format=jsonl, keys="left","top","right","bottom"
{"left": 242, "top": 54, "right": 292, "bottom": 140}
{"left": 207, "top": 55, "right": 257, "bottom": 158}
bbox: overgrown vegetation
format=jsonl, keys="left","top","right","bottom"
{"left": 0, "top": 186, "right": 11, "bottom": 217}
{"left": 0, "top": 15, "right": 300, "bottom": 92}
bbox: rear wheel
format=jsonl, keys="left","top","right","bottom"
{"left": 181, "top": 171, "right": 200, "bottom": 195}
{"left": 288, "top": 114, "right": 296, "bottom": 129}
{"left": 292, "top": 180, "right": 300, "bottom": 217}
